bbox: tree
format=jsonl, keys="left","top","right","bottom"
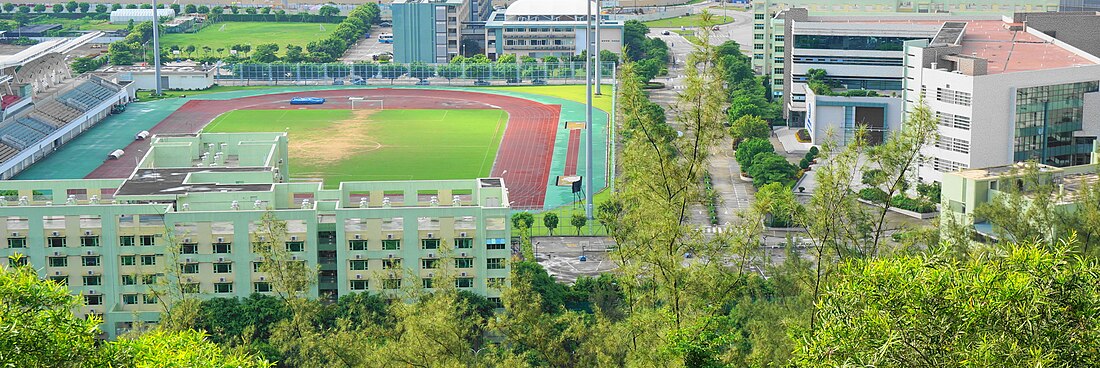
{"left": 318, "top": 4, "right": 339, "bottom": 18}
{"left": 795, "top": 240, "right": 1100, "bottom": 367}
{"left": 33, "top": 4, "right": 46, "bottom": 12}
{"left": 260, "top": 7, "right": 270, "bottom": 14}
{"left": 746, "top": 153, "right": 798, "bottom": 188}
{"left": 183, "top": 44, "right": 196, "bottom": 58}
{"left": 735, "top": 138, "right": 774, "bottom": 172}
{"left": 571, "top": 213, "right": 587, "bottom": 235}
{"left": 112, "top": 3, "right": 122, "bottom": 11}
{"left": 755, "top": 182, "right": 802, "bottom": 227}
{"left": 78, "top": 2, "right": 89, "bottom": 12}
{"left": 407, "top": 62, "right": 434, "bottom": 81}
{"left": 1, "top": 3, "right": 12, "bottom": 12}
{"left": 184, "top": 4, "right": 195, "bottom": 13}
{"left": 71, "top": 55, "right": 104, "bottom": 73}
{"left": 0, "top": 256, "right": 106, "bottom": 366}
{"left": 169, "top": 3, "right": 180, "bottom": 14}
{"left": 198, "top": 5, "right": 210, "bottom": 14}
{"left": 245, "top": 7, "right": 257, "bottom": 15}
{"left": 229, "top": 5, "right": 239, "bottom": 14}
{"left": 543, "top": 212, "right": 559, "bottom": 236}
{"left": 251, "top": 43, "right": 279, "bottom": 63}
{"left": 65, "top": 1, "right": 77, "bottom": 12}
{"left": 284, "top": 45, "right": 303, "bottom": 63}
{"left": 109, "top": 329, "right": 270, "bottom": 367}
{"left": 729, "top": 114, "right": 771, "bottom": 146}
{"left": 17, "top": 5, "right": 28, "bottom": 13}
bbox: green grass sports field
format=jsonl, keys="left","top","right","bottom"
{"left": 160, "top": 22, "right": 333, "bottom": 56}
{"left": 204, "top": 109, "right": 507, "bottom": 187}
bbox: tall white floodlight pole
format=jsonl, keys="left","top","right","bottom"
{"left": 594, "top": 0, "right": 601, "bottom": 96}
{"left": 151, "top": 0, "right": 162, "bottom": 95}
{"left": 585, "top": 0, "right": 594, "bottom": 220}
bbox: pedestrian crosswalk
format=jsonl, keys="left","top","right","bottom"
{"left": 702, "top": 226, "right": 724, "bottom": 234}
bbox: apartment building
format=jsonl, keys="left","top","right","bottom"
{"left": 903, "top": 16, "right": 1100, "bottom": 182}
{"left": 392, "top": 0, "right": 494, "bottom": 63}
{"left": 483, "top": 0, "right": 623, "bottom": 59}
{"left": 0, "top": 132, "right": 512, "bottom": 337}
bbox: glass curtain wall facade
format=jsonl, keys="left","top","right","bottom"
{"left": 1013, "top": 81, "right": 1100, "bottom": 166}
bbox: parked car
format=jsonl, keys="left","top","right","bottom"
{"left": 474, "top": 80, "right": 491, "bottom": 86}
{"left": 661, "top": 30, "right": 671, "bottom": 35}
{"left": 379, "top": 21, "right": 392, "bottom": 27}
{"left": 415, "top": 80, "right": 430, "bottom": 86}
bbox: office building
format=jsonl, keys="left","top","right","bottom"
{"left": 391, "top": 0, "right": 494, "bottom": 63}
{"left": 752, "top": 0, "right": 1059, "bottom": 99}
{"left": 904, "top": 15, "right": 1100, "bottom": 182}
{"left": 484, "top": 0, "right": 623, "bottom": 59}
{"left": 0, "top": 132, "right": 513, "bottom": 337}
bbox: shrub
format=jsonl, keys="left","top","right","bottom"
{"left": 917, "top": 182, "right": 941, "bottom": 203}
{"left": 808, "top": 146, "right": 819, "bottom": 156}
{"left": 799, "top": 158, "right": 810, "bottom": 170}
{"left": 858, "top": 187, "right": 889, "bottom": 204}
{"left": 890, "top": 195, "right": 936, "bottom": 213}
{"left": 735, "top": 138, "right": 773, "bottom": 172}
{"left": 796, "top": 129, "right": 811, "bottom": 143}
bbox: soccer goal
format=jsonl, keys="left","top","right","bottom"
{"left": 348, "top": 98, "right": 384, "bottom": 110}
{"left": 218, "top": 24, "right": 226, "bottom": 31}
{"left": 319, "top": 24, "right": 326, "bottom": 32}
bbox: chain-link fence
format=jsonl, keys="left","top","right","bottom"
{"left": 215, "top": 61, "right": 618, "bottom": 85}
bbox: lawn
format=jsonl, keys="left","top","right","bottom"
{"left": 160, "top": 22, "right": 333, "bottom": 57}
{"left": 30, "top": 17, "right": 125, "bottom": 31}
{"left": 642, "top": 14, "right": 735, "bottom": 28}
{"left": 673, "top": 30, "right": 702, "bottom": 45}
{"left": 203, "top": 109, "right": 507, "bottom": 187}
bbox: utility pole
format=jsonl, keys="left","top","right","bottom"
{"left": 594, "top": 0, "right": 601, "bottom": 96}
{"left": 585, "top": 0, "right": 593, "bottom": 220}
{"left": 151, "top": 0, "right": 162, "bottom": 96}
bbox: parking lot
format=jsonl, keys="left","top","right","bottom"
{"left": 340, "top": 25, "right": 393, "bottom": 62}
{"left": 532, "top": 236, "right": 618, "bottom": 284}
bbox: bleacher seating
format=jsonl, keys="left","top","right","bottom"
{"left": 0, "top": 95, "right": 20, "bottom": 110}
{"left": 35, "top": 100, "right": 82, "bottom": 124}
{"left": 0, "top": 121, "right": 47, "bottom": 149}
{"left": 0, "top": 142, "right": 19, "bottom": 162}
{"left": 17, "top": 116, "right": 56, "bottom": 135}
{"left": 58, "top": 80, "right": 118, "bottom": 111}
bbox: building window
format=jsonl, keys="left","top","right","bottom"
{"left": 350, "top": 280, "right": 369, "bottom": 290}
{"left": 181, "top": 243, "right": 198, "bottom": 254}
{"left": 121, "top": 274, "right": 136, "bottom": 285}
{"left": 935, "top": 87, "right": 972, "bottom": 106}
{"left": 421, "top": 258, "right": 439, "bottom": 269}
{"left": 935, "top": 136, "right": 971, "bottom": 154}
{"left": 382, "top": 239, "right": 401, "bottom": 250}
{"left": 931, "top": 157, "right": 967, "bottom": 173}
{"left": 48, "top": 256, "right": 67, "bottom": 267}
{"left": 421, "top": 239, "right": 440, "bottom": 250}
{"left": 141, "top": 274, "right": 157, "bottom": 285}
{"left": 182, "top": 283, "right": 199, "bottom": 293}
{"left": 122, "top": 294, "right": 138, "bottom": 305}
{"left": 773, "top": 68, "right": 783, "bottom": 75}
{"left": 82, "top": 256, "right": 100, "bottom": 267}
{"left": 82, "top": 275, "right": 101, "bottom": 286}
{"left": 49, "top": 276, "right": 68, "bottom": 285}
{"left": 139, "top": 235, "right": 155, "bottom": 246}
{"left": 84, "top": 295, "right": 103, "bottom": 306}
{"left": 455, "top": 238, "right": 472, "bottom": 249}
{"left": 488, "top": 277, "right": 506, "bottom": 288}
{"left": 213, "top": 262, "right": 232, "bottom": 273}
{"left": 754, "top": 44, "right": 764, "bottom": 50}
{"left": 350, "top": 260, "right": 368, "bottom": 270}
{"left": 487, "top": 297, "right": 502, "bottom": 308}
{"left": 121, "top": 255, "right": 135, "bottom": 266}
{"left": 140, "top": 255, "right": 157, "bottom": 266}
{"left": 7, "top": 238, "right": 25, "bottom": 248}
{"left": 254, "top": 282, "right": 272, "bottom": 293}
{"left": 935, "top": 111, "right": 971, "bottom": 130}
{"left": 455, "top": 258, "right": 473, "bottom": 269}
{"left": 214, "top": 282, "right": 233, "bottom": 293}
{"left": 382, "top": 278, "right": 401, "bottom": 290}
{"left": 382, "top": 259, "right": 402, "bottom": 270}
{"left": 48, "top": 237, "right": 66, "bottom": 247}
{"left": 349, "top": 240, "right": 368, "bottom": 250}
{"left": 285, "top": 241, "right": 305, "bottom": 252}
{"left": 10, "top": 256, "right": 26, "bottom": 267}
{"left": 213, "top": 242, "right": 232, "bottom": 254}
{"left": 180, "top": 263, "right": 198, "bottom": 274}
{"left": 487, "top": 242, "right": 506, "bottom": 250}
{"left": 143, "top": 294, "right": 158, "bottom": 304}
{"left": 422, "top": 278, "right": 434, "bottom": 289}
{"left": 455, "top": 277, "right": 474, "bottom": 288}
{"left": 487, "top": 258, "right": 505, "bottom": 270}
{"left": 120, "top": 235, "right": 135, "bottom": 246}
{"left": 80, "top": 236, "right": 99, "bottom": 247}
{"left": 253, "top": 262, "right": 263, "bottom": 272}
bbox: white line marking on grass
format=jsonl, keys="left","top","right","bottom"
{"left": 479, "top": 110, "right": 508, "bottom": 176}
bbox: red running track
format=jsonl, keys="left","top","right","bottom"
{"left": 563, "top": 129, "right": 580, "bottom": 177}
{"left": 85, "top": 88, "right": 562, "bottom": 208}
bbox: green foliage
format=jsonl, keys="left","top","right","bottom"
{"left": 735, "top": 138, "right": 774, "bottom": 172}
{"left": 511, "top": 212, "right": 535, "bottom": 232}
{"left": 796, "top": 241, "right": 1100, "bottom": 366}
{"left": 543, "top": 212, "right": 559, "bottom": 236}
{"left": 0, "top": 257, "right": 105, "bottom": 366}
{"left": 755, "top": 182, "right": 802, "bottom": 227}
{"left": 728, "top": 114, "right": 770, "bottom": 143}
{"left": 747, "top": 153, "right": 799, "bottom": 188}
{"left": 857, "top": 187, "right": 889, "bottom": 203}
{"left": 570, "top": 213, "right": 587, "bottom": 235}
{"left": 109, "top": 329, "right": 271, "bottom": 367}
{"left": 916, "top": 181, "right": 941, "bottom": 202}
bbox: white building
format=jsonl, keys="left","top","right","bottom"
{"left": 105, "top": 63, "right": 215, "bottom": 91}
{"left": 110, "top": 9, "right": 176, "bottom": 24}
{"left": 904, "top": 17, "right": 1100, "bottom": 182}
{"left": 801, "top": 84, "right": 905, "bottom": 145}
{"left": 484, "top": 0, "right": 623, "bottom": 59}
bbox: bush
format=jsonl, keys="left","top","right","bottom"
{"left": 735, "top": 138, "right": 773, "bottom": 172}
{"left": 796, "top": 129, "right": 811, "bottom": 143}
{"left": 890, "top": 195, "right": 936, "bottom": 213}
{"left": 858, "top": 187, "right": 889, "bottom": 204}
{"left": 916, "top": 182, "right": 941, "bottom": 203}
{"left": 799, "top": 158, "right": 810, "bottom": 170}
{"left": 808, "top": 146, "right": 819, "bottom": 156}
{"left": 747, "top": 152, "right": 798, "bottom": 188}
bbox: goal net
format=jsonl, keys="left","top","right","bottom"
{"left": 348, "top": 98, "right": 384, "bottom": 110}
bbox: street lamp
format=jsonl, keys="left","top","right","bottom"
{"left": 151, "top": 0, "right": 162, "bottom": 96}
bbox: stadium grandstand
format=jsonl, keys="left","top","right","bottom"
{"left": 0, "top": 32, "right": 135, "bottom": 180}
